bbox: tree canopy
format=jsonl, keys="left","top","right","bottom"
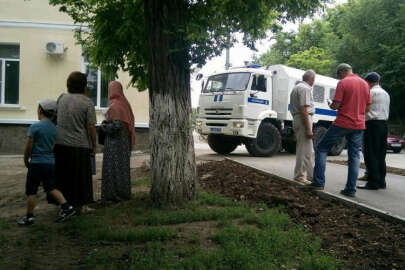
{"left": 258, "top": 0, "right": 405, "bottom": 122}
{"left": 286, "top": 46, "right": 336, "bottom": 75}
{"left": 50, "top": 0, "right": 326, "bottom": 89}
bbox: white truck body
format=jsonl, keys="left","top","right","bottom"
{"left": 196, "top": 64, "right": 343, "bottom": 156}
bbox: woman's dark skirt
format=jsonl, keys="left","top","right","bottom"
{"left": 54, "top": 144, "right": 93, "bottom": 206}
{"left": 101, "top": 123, "right": 132, "bottom": 202}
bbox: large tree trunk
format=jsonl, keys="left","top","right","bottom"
{"left": 145, "top": 0, "right": 197, "bottom": 207}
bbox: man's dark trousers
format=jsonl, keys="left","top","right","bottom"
{"left": 363, "top": 120, "right": 387, "bottom": 188}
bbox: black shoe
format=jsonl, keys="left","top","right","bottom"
{"left": 340, "top": 190, "right": 355, "bottom": 197}
{"left": 17, "top": 216, "right": 35, "bottom": 226}
{"left": 357, "top": 184, "right": 379, "bottom": 190}
{"left": 55, "top": 206, "right": 76, "bottom": 223}
{"left": 305, "top": 183, "right": 324, "bottom": 190}
{"left": 379, "top": 183, "right": 386, "bottom": 189}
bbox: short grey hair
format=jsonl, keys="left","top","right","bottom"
{"left": 336, "top": 63, "right": 352, "bottom": 74}
{"left": 302, "top": 70, "right": 316, "bottom": 82}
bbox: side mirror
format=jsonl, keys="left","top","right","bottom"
{"left": 196, "top": 73, "right": 203, "bottom": 81}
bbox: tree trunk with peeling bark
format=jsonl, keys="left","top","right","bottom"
{"left": 145, "top": 0, "right": 197, "bottom": 207}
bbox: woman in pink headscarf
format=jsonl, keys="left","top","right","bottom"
{"left": 101, "top": 81, "right": 135, "bottom": 203}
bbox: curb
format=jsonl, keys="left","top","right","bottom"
{"left": 0, "top": 151, "right": 149, "bottom": 158}
{"left": 225, "top": 157, "right": 405, "bottom": 226}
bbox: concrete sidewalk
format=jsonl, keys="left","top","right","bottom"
{"left": 195, "top": 145, "right": 405, "bottom": 220}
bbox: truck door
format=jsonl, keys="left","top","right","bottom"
{"left": 247, "top": 74, "right": 272, "bottom": 118}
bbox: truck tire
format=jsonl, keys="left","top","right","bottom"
{"left": 245, "top": 122, "right": 281, "bottom": 157}
{"left": 312, "top": 126, "right": 345, "bottom": 156}
{"left": 283, "top": 141, "right": 296, "bottom": 154}
{"left": 207, "top": 134, "right": 239, "bottom": 155}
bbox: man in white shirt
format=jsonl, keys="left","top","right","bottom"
{"left": 289, "top": 70, "right": 315, "bottom": 184}
{"left": 358, "top": 72, "right": 390, "bottom": 190}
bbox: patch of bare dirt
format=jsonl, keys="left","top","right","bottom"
{"left": 0, "top": 153, "right": 151, "bottom": 270}
{"left": 0, "top": 154, "right": 150, "bottom": 220}
{"left": 198, "top": 160, "right": 405, "bottom": 270}
{"left": 328, "top": 160, "right": 405, "bottom": 177}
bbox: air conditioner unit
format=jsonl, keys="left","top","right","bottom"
{"left": 45, "top": 42, "right": 65, "bottom": 55}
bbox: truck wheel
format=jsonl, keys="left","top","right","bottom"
{"left": 207, "top": 134, "right": 239, "bottom": 155}
{"left": 393, "top": 148, "right": 402, "bottom": 154}
{"left": 283, "top": 141, "right": 296, "bottom": 154}
{"left": 313, "top": 126, "right": 345, "bottom": 156}
{"left": 245, "top": 122, "right": 281, "bottom": 157}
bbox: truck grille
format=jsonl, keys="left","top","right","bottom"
{"left": 205, "top": 108, "right": 233, "bottom": 116}
{"left": 206, "top": 123, "right": 227, "bottom": 127}
{"left": 206, "top": 117, "right": 231, "bottom": 120}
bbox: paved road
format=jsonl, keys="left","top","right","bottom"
{"left": 195, "top": 142, "right": 405, "bottom": 219}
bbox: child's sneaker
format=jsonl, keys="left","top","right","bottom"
{"left": 55, "top": 206, "right": 76, "bottom": 223}
{"left": 17, "top": 216, "right": 35, "bottom": 226}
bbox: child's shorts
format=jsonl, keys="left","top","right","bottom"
{"left": 26, "top": 163, "right": 56, "bottom": 195}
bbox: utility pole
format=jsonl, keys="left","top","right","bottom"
{"left": 225, "top": 35, "right": 231, "bottom": 70}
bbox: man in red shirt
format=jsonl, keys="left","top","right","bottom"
{"left": 307, "top": 63, "right": 371, "bottom": 197}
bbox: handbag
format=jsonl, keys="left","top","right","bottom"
{"left": 96, "top": 125, "right": 106, "bottom": 145}
{"left": 97, "top": 120, "right": 121, "bottom": 145}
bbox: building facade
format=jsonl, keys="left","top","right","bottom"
{"left": 0, "top": 0, "right": 149, "bottom": 154}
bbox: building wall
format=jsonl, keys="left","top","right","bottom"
{"left": 0, "top": 27, "right": 149, "bottom": 125}
{"left": 0, "top": 124, "right": 149, "bottom": 155}
{"left": 0, "top": 0, "right": 150, "bottom": 154}
{"left": 0, "top": 0, "right": 73, "bottom": 24}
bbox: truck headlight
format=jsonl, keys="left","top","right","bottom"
{"left": 233, "top": 121, "right": 244, "bottom": 128}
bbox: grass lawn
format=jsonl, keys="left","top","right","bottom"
{"left": 0, "top": 177, "right": 340, "bottom": 270}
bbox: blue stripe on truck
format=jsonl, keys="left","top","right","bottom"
{"left": 248, "top": 97, "right": 269, "bottom": 105}
{"left": 287, "top": 104, "right": 337, "bottom": 116}
{"left": 315, "top": 108, "right": 337, "bottom": 116}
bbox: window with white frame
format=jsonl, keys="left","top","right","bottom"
{"left": 0, "top": 44, "right": 20, "bottom": 105}
{"left": 313, "top": 85, "right": 325, "bottom": 103}
{"left": 82, "top": 54, "right": 112, "bottom": 108}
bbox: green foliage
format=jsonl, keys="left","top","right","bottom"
{"left": 258, "top": 20, "right": 338, "bottom": 69}
{"left": 243, "top": 207, "right": 291, "bottom": 229}
{"left": 330, "top": 0, "right": 405, "bottom": 121}
{"left": 49, "top": 0, "right": 327, "bottom": 90}
{"left": 0, "top": 234, "right": 7, "bottom": 247}
{"left": 0, "top": 220, "right": 10, "bottom": 248}
{"left": 131, "top": 206, "right": 250, "bottom": 226}
{"left": 258, "top": 0, "right": 405, "bottom": 121}
{"left": 286, "top": 46, "right": 337, "bottom": 76}
{"left": 3, "top": 188, "right": 340, "bottom": 269}
{"left": 127, "top": 212, "right": 340, "bottom": 270}
{"left": 131, "top": 176, "right": 150, "bottom": 187}
{"left": 0, "top": 220, "right": 10, "bottom": 230}
{"left": 90, "top": 227, "right": 178, "bottom": 243}
{"left": 198, "top": 191, "right": 245, "bottom": 207}
{"left": 83, "top": 192, "right": 338, "bottom": 269}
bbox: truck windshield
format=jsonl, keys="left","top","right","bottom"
{"left": 203, "top": 72, "right": 251, "bottom": 92}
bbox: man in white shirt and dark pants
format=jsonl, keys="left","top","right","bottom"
{"left": 290, "top": 70, "right": 315, "bottom": 184}
{"left": 358, "top": 72, "right": 390, "bottom": 190}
